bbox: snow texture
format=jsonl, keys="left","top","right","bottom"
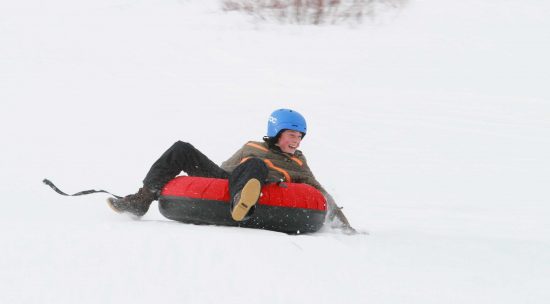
{"left": 1, "top": 0, "right": 549, "bottom": 303}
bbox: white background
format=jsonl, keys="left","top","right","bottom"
{"left": 1, "top": 0, "right": 549, "bottom": 303}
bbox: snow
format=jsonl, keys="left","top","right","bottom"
{"left": 1, "top": 0, "right": 549, "bottom": 303}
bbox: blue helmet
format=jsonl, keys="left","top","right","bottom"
{"left": 267, "top": 109, "right": 307, "bottom": 138}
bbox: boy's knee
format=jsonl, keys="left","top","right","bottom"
{"left": 243, "top": 158, "right": 268, "bottom": 176}
{"left": 173, "top": 141, "right": 193, "bottom": 151}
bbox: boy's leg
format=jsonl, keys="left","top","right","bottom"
{"left": 228, "top": 158, "right": 268, "bottom": 221}
{"left": 109, "top": 141, "right": 228, "bottom": 217}
{"left": 143, "top": 141, "right": 229, "bottom": 192}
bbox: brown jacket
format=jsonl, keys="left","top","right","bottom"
{"left": 221, "top": 141, "right": 325, "bottom": 193}
{"left": 222, "top": 141, "right": 355, "bottom": 231}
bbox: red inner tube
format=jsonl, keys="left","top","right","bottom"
{"left": 161, "top": 176, "right": 326, "bottom": 211}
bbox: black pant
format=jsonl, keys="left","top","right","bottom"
{"left": 143, "top": 141, "right": 268, "bottom": 200}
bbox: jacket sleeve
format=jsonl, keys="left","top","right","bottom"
{"left": 300, "top": 155, "right": 355, "bottom": 232}
{"left": 220, "top": 145, "right": 245, "bottom": 173}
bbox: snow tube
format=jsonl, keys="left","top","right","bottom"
{"left": 158, "top": 176, "right": 327, "bottom": 234}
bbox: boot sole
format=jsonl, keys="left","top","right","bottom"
{"left": 231, "top": 178, "right": 261, "bottom": 221}
{"left": 106, "top": 197, "right": 123, "bottom": 214}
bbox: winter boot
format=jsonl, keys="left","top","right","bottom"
{"left": 231, "top": 178, "right": 261, "bottom": 221}
{"left": 107, "top": 187, "right": 157, "bottom": 217}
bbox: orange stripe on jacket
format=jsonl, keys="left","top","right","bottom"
{"left": 263, "top": 159, "right": 292, "bottom": 182}
{"left": 290, "top": 157, "right": 303, "bottom": 166}
{"left": 243, "top": 142, "right": 297, "bottom": 181}
{"left": 246, "top": 142, "right": 269, "bottom": 152}
{"left": 239, "top": 157, "right": 251, "bottom": 164}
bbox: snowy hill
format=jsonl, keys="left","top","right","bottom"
{"left": 1, "top": 0, "right": 549, "bottom": 303}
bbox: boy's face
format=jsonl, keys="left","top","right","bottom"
{"left": 277, "top": 130, "right": 303, "bottom": 154}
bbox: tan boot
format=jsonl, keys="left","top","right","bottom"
{"left": 231, "top": 178, "right": 261, "bottom": 221}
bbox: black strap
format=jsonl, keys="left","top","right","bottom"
{"left": 42, "top": 179, "right": 122, "bottom": 199}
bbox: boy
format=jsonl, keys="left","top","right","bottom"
{"left": 108, "top": 109, "right": 354, "bottom": 232}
